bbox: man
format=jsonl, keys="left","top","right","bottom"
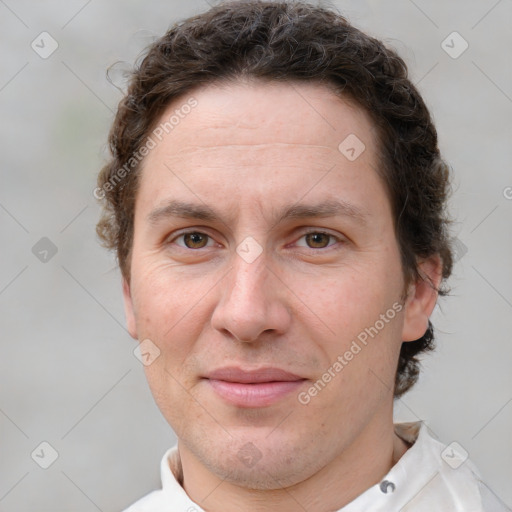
{"left": 95, "top": 1, "right": 508, "bottom": 510}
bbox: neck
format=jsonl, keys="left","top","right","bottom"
{"left": 178, "top": 407, "right": 409, "bottom": 512}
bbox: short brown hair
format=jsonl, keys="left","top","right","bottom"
{"left": 96, "top": 0, "right": 454, "bottom": 397}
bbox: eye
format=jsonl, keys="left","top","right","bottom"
{"left": 167, "top": 229, "right": 343, "bottom": 252}
{"left": 296, "top": 231, "right": 341, "bottom": 249}
{"left": 171, "top": 231, "right": 215, "bottom": 249}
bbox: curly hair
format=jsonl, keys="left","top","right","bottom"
{"left": 96, "top": 0, "right": 454, "bottom": 398}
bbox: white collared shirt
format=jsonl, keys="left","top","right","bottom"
{"left": 122, "top": 421, "right": 509, "bottom": 511}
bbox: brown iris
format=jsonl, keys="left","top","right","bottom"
{"left": 305, "top": 232, "right": 331, "bottom": 248}
{"left": 183, "top": 232, "right": 209, "bottom": 249}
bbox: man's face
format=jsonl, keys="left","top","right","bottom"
{"left": 123, "top": 80, "right": 426, "bottom": 488}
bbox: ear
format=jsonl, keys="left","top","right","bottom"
{"left": 122, "top": 277, "right": 138, "bottom": 340}
{"left": 401, "top": 255, "right": 443, "bottom": 342}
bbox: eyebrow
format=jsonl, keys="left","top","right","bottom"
{"left": 147, "top": 198, "right": 369, "bottom": 227}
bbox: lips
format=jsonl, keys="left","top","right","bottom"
{"left": 205, "top": 367, "right": 304, "bottom": 383}
{"left": 203, "top": 367, "right": 307, "bottom": 407}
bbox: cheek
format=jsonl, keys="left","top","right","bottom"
{"left": 299, "top": 260, "right": 405, "bottom": 389}
{"left": 130, "top": 261, "right": 215, "bottom": 364}
{"left": 132, "top": 266, "right": 209, "bottom": 431}
{"left": 143, "top": 360, "right": 200, "bottom": 438}
{"left": 300, "top": 309, "right": 403, "bottom": 428}
{"left": 301, "top": 264, "right": 400, "bottom": 336}
{"left": 133, "top": 257, "right": 203, "bottom": 316}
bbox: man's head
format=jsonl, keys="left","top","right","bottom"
{"left": 95, "top": 0, "right": 452, "bottom": 494}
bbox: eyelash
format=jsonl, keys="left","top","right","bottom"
{"left": 168, "top": 229, "right": 344, "bottom": 252}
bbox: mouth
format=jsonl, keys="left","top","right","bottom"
{"left": 202, "top": 367, "right": 308, "bottom": 408}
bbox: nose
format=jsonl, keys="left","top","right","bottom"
{"left": 211, "top": 250, "right": 291, "bottom": 343}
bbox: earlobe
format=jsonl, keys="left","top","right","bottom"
{"left": 401, "top": 255, "right": 443, "bottom": 342}
{"left": 122, "top": 278, "right": 138, "bottom": 340}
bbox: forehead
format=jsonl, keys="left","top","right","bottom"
{"left": 151, "top": 79, "right": 378, "bottom": 154}
{"left": 135, "top": 79, "right": 387, "bottom": 219}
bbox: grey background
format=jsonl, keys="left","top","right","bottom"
{"left": 1, "top": 0, "right": 511, "bottom": 510}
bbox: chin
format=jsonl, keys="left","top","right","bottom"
{"left": 194, "top": 429, "right": 325, "bottom": 490}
